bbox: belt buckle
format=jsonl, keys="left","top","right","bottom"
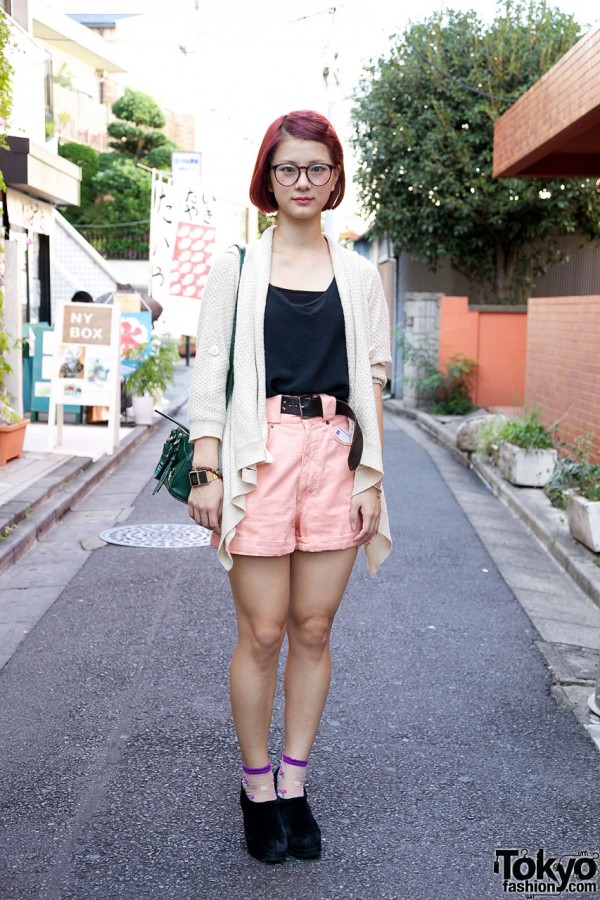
{"left": 298, "top": 395, "right": 313, "bottom": 419}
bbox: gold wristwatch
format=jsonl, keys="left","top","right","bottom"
{"left": 189, "top": 467, "right": 222, "bottom": 487}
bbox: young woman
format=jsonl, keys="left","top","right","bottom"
{"left": 187, "top": 110, "right": 392, "bottom": 864}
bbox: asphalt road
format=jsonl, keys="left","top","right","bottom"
{"left": 0, "top": 414, "right": 598, "bottom": 900}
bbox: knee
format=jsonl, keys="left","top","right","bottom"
{"left": 244, "top": 622, "right": 286, "bottom": 667}
{"left": 289, "top": 614, "right": 332, "bottom": 655}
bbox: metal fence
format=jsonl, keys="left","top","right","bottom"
{"left": 76, "top": 225, "right": 150, "bottom": 261}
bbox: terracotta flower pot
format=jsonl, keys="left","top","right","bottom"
{"left": 0, "top": 418, "right": 29, "bottom": 466}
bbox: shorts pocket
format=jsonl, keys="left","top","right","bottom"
{"left": 326, "top": 417, "right": 352, "bottom": 448}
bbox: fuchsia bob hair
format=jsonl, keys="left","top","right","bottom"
{"left": 249, "top": 110, "right": 346, "bottom": 214}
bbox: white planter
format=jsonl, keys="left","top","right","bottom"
{"left": 131, "top": 394, "right": 155, "bottom": 426}
{"left": 499, "top": 442, "right": 557, "bottom": 487}
{"left": 566, "top": 493, "right": 600, "bottom": 553}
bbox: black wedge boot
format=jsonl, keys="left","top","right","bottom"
{"left": 277, "top": 785, "right": 322, "bottom": 859}
{"left": 239, "top": 784, "right": 288, "bottom": 864}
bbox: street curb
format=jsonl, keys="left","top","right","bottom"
{"left": 385, "top": 399, "right": 600, "bottom": 611}
{"left": 0, "top": 398, "right": 185, "bottom": 577}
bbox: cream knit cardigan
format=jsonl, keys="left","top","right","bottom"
{"left": 188, "top": 225, "right": 392, "bottom": 575}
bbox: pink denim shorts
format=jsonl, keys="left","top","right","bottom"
{"left": 219, "top": 394, "right": 359, "bottom": 557}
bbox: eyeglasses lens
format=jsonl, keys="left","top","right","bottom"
{"left": 274, "top": 165, "right": 332, "bottom": 186}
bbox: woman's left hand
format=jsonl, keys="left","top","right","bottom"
{"left": 351, "top": 487, "right": 382, "bottom": 545}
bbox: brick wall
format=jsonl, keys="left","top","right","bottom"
{"left": 526, "top": 297, "right": 600, "bottom": 462}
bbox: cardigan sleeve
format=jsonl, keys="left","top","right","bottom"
{"left": 364, "top": 263, "right": 392, "bottom": 387}
{"left": 188, "top": 247, "right": 241, "bottom": 441}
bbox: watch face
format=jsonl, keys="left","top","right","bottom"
{"left": 189, "top": 469, "right": 218, "bottom": 487}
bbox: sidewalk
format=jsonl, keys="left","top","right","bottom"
{"left": 0, "top": 363, "right": 193, "bottom": 577}
{"left": 386, "top": 400, "right": 600, "bottom": 611}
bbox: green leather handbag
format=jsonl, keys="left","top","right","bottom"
{"left": 152, "top": 244, "right": 245, "bottom": 504}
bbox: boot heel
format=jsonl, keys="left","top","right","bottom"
{"left": 278, "top": 790, "right": 321, "bottom": 860}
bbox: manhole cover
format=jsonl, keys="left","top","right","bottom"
{"left": 99, "top": 523, "right": 212, "bottom": 548}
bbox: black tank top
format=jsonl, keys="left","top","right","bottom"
{"left": 264, "top": 278, "right": 349, "bottom": 400}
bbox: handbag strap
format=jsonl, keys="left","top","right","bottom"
{"left": 226, "top": 243, "right": 246, "bottom": 405}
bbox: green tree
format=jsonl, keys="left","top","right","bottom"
{"left": 0, "top": 8, "right": 14, "bottom": 189}
{"left": 351, "top": 0, "right": 600, "bottom": 304}
{"left": 58, "top": 88, "right": 177, "bottom": 257}
{"left": 108, "top": 87, "right": 175, "bottom": 163}
{"left": 57, "top": 142, "right": 100, "bottom": 224}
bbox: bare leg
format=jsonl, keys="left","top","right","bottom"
{"left": 228, "top": 554, "right": 290, "bottom": 770}
{"left": 283, "top": 547, "right": 358, "bottom": 761}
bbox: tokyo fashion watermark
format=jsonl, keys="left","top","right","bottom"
{"left": 493, "top": 849, "right": 598, "bottom": 895}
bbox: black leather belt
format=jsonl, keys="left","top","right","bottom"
{"left": 280, "top": 395, "right": 363, "bottom": 470}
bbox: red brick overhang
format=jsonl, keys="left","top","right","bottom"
{"left": 493, "top": 26, "right": 600, "bottom": 178}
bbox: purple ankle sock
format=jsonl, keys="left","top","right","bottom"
{"left": 277, "top": 753, "right": 308, "bottom": 798}
{"left": 241, "top": 761, "right": 275, "bottom": 802}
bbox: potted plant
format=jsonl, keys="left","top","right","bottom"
{"left": 566, "top": 469, "right": 600, "bottom": 553}
{"left": 497, "top": 414, "right": 557, "bottom": 487}
{"left": 551, "top": 437, "right": 600, "bottom": 553}
{"left": 0, "top": 284, "right": 29, "bottom": 465}
{"left": 0, "top": 398, "right": 29, "bottom": 465}
{"left": 124, "top": 335, "right": 178, "bottom": 425}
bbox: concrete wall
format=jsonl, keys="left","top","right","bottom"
{"left": 402, "top": 293, "right": 441, "bottom": 407}
{"left": 439, "top": 296, "right": 528, "bottom": 408}
{"left": 5, "top": 15, "right": 46, "bottom": 144}
{"left": 526, "top": 296, "right": 600, "bottom": 462}
{"left": 106, "top": 260, "right": 149, "bottom": 294}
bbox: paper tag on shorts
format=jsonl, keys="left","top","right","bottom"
{"left": 334, "top": 425, "right": 352, "bottom": 444}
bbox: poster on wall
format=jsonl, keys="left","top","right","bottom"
{"left": 149, "top": 171, "right": 216, "bottom": 337}
{"left": 120, "top": 310, "right": 152, "bottom": 379}
{"left": 47, "top": 302, "right": 121, "bottom": 454}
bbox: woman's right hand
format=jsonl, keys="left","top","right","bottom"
{"left": 187, "top": 479, "right": 224, "bottom": 534}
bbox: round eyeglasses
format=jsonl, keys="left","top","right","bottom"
{"left": 271, "top": 163, "right": 336, "bottom": 187}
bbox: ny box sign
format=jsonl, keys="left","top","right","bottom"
{"left": 62, "top": 305, "right": 113, "bottom": 345}
{"left": 48, "top": 303, "right": 121, "bottom": 455}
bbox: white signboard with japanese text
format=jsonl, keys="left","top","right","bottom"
{"left": 149, "top": 171, "right": 216, "bottom": 336}
{"left": 47, "top": 303, "right": 121, "bottom": 454}
{"left": 171, "top": 151, "right": 202, "bottom": 186}
{"left": 7, "top": 188, "right": 54, "bottom": 236}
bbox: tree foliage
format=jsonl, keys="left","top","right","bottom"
{"left": 57, "top": 142, "right": 100, "bottom": 218}
{"left": 58, "top": 88, "right": 177, "bottom": 257}
{"left": 108, "top": 87, "right": 174, "bottom": 162}
{"left": 351, "top": 0, "right": 600, "bottom": 303}
{"left": 0, "top": 9, "right": 14, "bottom": 189}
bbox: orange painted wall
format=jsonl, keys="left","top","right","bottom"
{"left": 526, "top": 296, "right": 600, "bottom": 462}
{"left": 439, "top": 296, "right": 528, "bottom": 408}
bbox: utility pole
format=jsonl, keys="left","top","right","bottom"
{"left": 323, "top": 5, "right": 342, "bottom": 238}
